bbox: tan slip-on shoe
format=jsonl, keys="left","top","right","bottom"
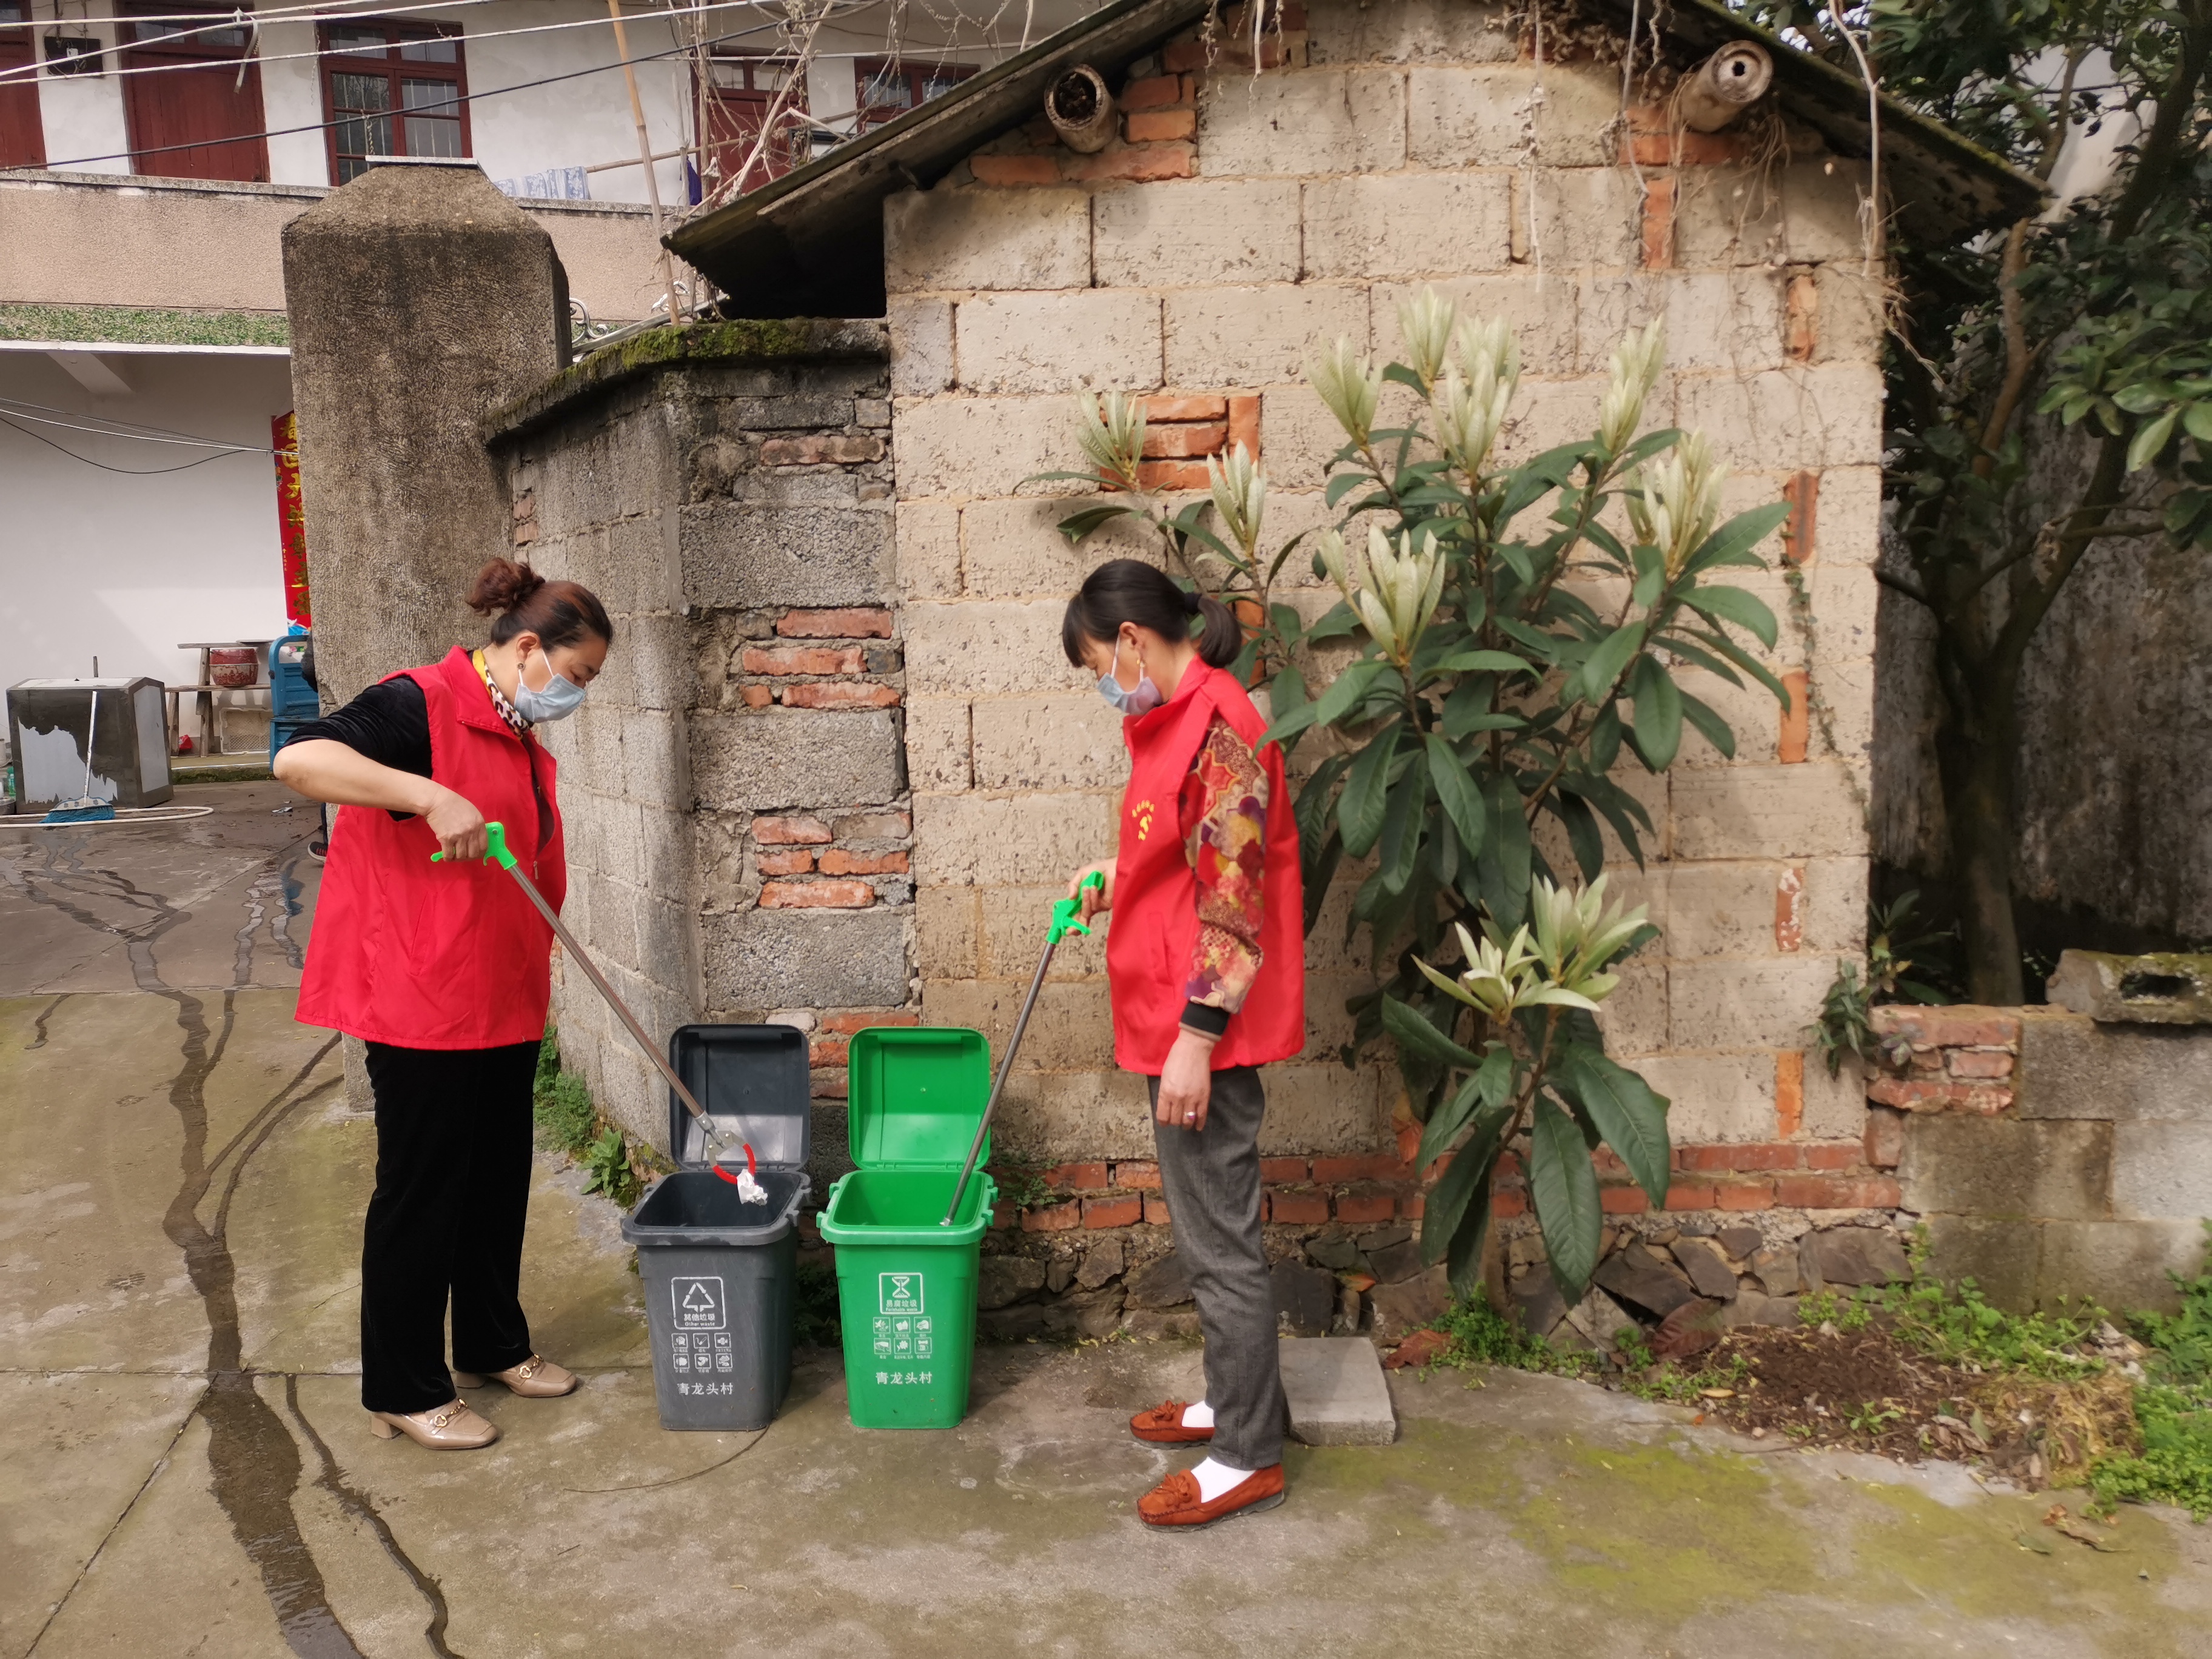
{"left": 1130, "top": 1399, "right": 1215, "bottom": 1444}
{"left": 452, "top": 1355, "right": 578, "bottom": 1398}
{"left": 367, "top": 1401, "right": 500, "bottom": 1449}
{"left": 1138, "top": 1464, "right": 1285, "bottom": 1529}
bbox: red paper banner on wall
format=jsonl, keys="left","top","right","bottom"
{"left": 272, "top": 412, "right": 310, "bottom": 626}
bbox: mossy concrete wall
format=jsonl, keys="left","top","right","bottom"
{"left": 486, "top": 321, "right": 908, "bottom": 1178}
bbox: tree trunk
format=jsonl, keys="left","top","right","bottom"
{"left": 1932, "top": 674, "right": 2025, "bottom": 1005}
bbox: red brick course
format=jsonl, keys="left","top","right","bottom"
{"left": 754, "top": 816, "right": 832, "bottom": 844}
{"left": 757, "top": 849, "right": 814, "bottom": 876}
{"left": 1045, "top": 1162, "right": 1110, "bottom": 1191}
{"left": 777, "top": 607, "right": 893, "bottom": 638}
{"left": 783, "top": 683, "right": 901, "bottom": 709}
{"left": 1125, "top": 107, "right": 1197, "bottom": 142}
{"left": 759, "top": 879, "right": 874, "bottom": 909}
{"left": 1268, "top": 1190, "right": 1329, "bottom": 1225}
{"left": 817, "top": 848, "right": 910, "bottom": 876}
{"left": 743, "top": 645, "right": 864, "bottom": 676}
{"left": 1084, "top": 1195, "right": 1143, "bottom": 1229}
{"left": 1023, "top": 1202, "right": 1081, "bottom": 1233}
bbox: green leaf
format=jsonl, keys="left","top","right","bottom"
{"left": 1338, "top": 719, "right": 1401, "bottom": 856}
{"left": 1479, "top": 774, "right": 1532, "bottom": 929}
{"left": 1258, "top": 699, "right": 1322, "bottom": 749}
{"left": 2183, "top": 402, "right": 2212, "bottom": 444}
{"left": 1303, "top": 600, "right": 1363, "bottom": 644}
{"left": 1425, "top": 733, "right": 1487, "bottom": 858}
{"left": 1378, "top": 765, "right": 1427, "bottom": 896}
{"left": 1530, "top": 1096, "right": 1603, "bottom": 1301}
{"left": 1381, "top": 992, "right": 1484, "bottom": 1072}
{"left": 1680, "top": 583, "right": 1779, "bottom": 650}
{"left": 1682, "top": 501, "right": 1792, "bottom": 577}
{"left": 1576, "top": 623, "right": 1645, "bottom": 705}
{"left": 1302, "top": 830, "right": 1343, "bottom": 936}
{"left": 1684, "top": 626, "right": 1791, "bottom": 705}
{"left": 1418, "top": 1105, "right": 1506, "bottom": 1278}
{"left": 2128, "top": 409, "right": 2179, "bottom": 474}
{"left": 1416, "top": 1046, "right": 1513, "bottom": 1171}
{"left": 1549, "top": 788, "right": 1606, "bottom": 881}
{"left": 1436, "top": 649, "right": 1538, "bottom": 675}
{"left": 1678, "top": 688, "right": 1736, "bottom": 759}
{"left": 1555, "top": 1044, "right": 1672, "bottom": 1207}
{"left": 1053, "top": 504, "right": 1142, "bottom": 544}
{"left": 1326, "top": 472, "right": 1374, "bottom": 508}
{"left": 1310, "top": 659, "right": 1387, "bottom": 727}
{"left": 1629, "top": 654, "right": 1683, "bottom": 771}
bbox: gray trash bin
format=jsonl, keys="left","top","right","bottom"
{"left": 620, "top": 1024, "right": 811, "bottom": 1432}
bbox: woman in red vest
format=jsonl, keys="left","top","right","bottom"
{"left": 275, "top": 558, "right": 610, "bottom": 1450}
{"left": 1062, "top": 559, "right": 1304, "bottom": 1529}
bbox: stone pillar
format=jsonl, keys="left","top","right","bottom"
{"left": 281, "top": 161, "right": 569, "bottom": 704}
{"left": 282, "top": 161, "right": 569, "bottom": 1105}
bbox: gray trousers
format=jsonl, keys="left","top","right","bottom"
{"left": 1148, "top": 1064, "right": 1285, "bottom": 1472}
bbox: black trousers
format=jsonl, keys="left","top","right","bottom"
{"left": 360, "top": 1039, "right": 539, "bottom": 1413}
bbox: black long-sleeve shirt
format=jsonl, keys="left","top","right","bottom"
{"left": 284, "top": 675, "right": 550, "bottom": 843}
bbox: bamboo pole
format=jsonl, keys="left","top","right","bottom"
{"left": 606, "top": 0, "right": 685, "bottom": 326}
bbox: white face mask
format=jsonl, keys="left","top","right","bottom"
{"left": 513, "top": 645, "right": 588, "bottom": 723}
{"left": 1096, "top": 634, "right": 1161, "bottom": 717}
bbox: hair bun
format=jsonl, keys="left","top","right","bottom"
{"left": 465, "top": 557, "right": 546, "bottom": 616}
{"left": 1181, "top": 587, "right": 1204, "bottom": 615}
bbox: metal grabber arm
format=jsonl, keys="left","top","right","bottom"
{"left": 940, "top": 870, "right": 1104, "bottom": 1226}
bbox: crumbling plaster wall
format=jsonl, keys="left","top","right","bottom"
{"left": 488, "top": 328, "right": 912, "bottom": 1176}
{"left": 886, "top": 0, "right": 1889, "bottom": 1232}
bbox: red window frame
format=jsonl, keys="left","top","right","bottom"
{"left": 117, "top": 3, "right": 269, "bottom": 181}
{"left": 0, "top": 1, "right": 42, "bottom": 171}
{"left": 853, "top": 57, "right": 977, "bottom": 132}
{"left": 317, "top": 18, "right": 469, "bottom": 186}
{"left": 694, "top": 49, "right": 810, "bottom": 195}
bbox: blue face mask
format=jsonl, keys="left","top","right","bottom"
{"left": 1096, "top": 636, "right": 1161, "bottom": 717}
{"left": 514, "top": 648, "right": 588, "bottom": 723}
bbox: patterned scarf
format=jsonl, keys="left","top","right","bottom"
{"left": 471, "top": 649, "right": 531, "bottom": 736}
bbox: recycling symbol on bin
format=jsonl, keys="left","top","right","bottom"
{"left": 672, "top": 1276, "right": 726, "bottom": 1330}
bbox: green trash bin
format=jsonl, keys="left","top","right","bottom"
{"left": 818, "top": 1026, "right": 997, "bottom": 1430}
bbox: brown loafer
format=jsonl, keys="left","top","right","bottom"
{"left": 1130, "top": 1399, "right": 1215, "bottom": 1444}
{"left": 367, "top": 1401, "right": 499, "bottom": 1450}
{"left": 1138, "top": 1464, "right": 1285, "bottom": 1529}
{"left": 454, "top": 1355, "right": 577, "bottom": 1398}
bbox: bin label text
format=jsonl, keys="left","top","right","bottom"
{"left": 673, "top": 1276, "right": 725, "bottom": 1331}
{"left": 877, "top": 1272, "right": 924, "bottom": 1315}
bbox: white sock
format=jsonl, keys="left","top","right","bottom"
{"left": 1190, "top": 1456, "right": 1253, "bottom": 1503}
{"left": 1182, "top": 1399, "right": 1214, "bottom": 1430}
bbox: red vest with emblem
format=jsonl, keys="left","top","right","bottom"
{"left": 1107, "top": 659, "right": 1304, "bottom": 1074}
{"left": 295, "top": 646, "right": 566, "bottom": 1050}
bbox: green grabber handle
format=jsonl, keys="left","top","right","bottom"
{"left": 431, "top": 819, "right": 518, "bottom": 870}
{"left": 432, "top": 822, "right": 757, "bottom": 1181}
{"left": 941, "top": 870, "right": 1105, "bottom": 1226}
{"left": 1047, "top": 869, "right": 1105, "bottom": 946}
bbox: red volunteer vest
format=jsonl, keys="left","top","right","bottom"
{"left": 1107, "top": 659, "right": 1304, "bottom": 1074}
{"left": 295, "top": 646, "right": 567, "bottom": 1050}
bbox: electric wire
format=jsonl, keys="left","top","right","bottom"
{"left": 0, "top": 412, "right": 254, "bottom": 472}
{"left": 0, "top": 0, "right": 852, "bottom": 89}
{"left": 0, "top": 392, "right": 278, "bottom": 444}
{"left": 13, "top": 15, "right": 802, "bottom": 169}
{"left": 0, "top": 400, "right": 273, "bottom": 450}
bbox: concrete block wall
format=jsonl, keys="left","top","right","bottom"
{"left": 1882, "top": 1005, "right": 2212, "bottom": 1313}
{"left": 886, "top": 2, "right": 1882, "bottom": 1218}
{"left": 490, "top": 328, "right": 912, "bottom": 1170}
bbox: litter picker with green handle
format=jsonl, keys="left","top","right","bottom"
{"left": 435, "top": 821, "right": 765, "bottom": 1202}
{"left": 940, "top": 870, "right": 1102, "bottom": 1225}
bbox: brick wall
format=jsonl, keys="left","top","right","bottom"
{"left": 489, "top": 325, "right": 912, "bottom": 1176}
{"left": 888, "top": 1, "right": 1882, "bottom": 1187}
{"left": 1881, "top": 1004, "right": 2212, "bottom": 1313}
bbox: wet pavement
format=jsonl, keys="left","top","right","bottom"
{"left": 6, "top": 783, "right": 2211, "bottom": 1658}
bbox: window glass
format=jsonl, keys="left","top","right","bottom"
{"left": 331, "top": 72, "right": 392, "bottom": 179}
{"left": 136, "top": 16, "right": 251, "bottom": 49}
{"left": 398, "top": 36, "right": 455, "bottom": 62}
{"left": 326, "top": 27, "right": 387, "bottom": 55}
{"left": 401, "top": 77, "right": 462, "bottom": 156}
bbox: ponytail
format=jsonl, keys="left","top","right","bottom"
{"left": 1061, "top": 558, "right": 1242, "bottom": 670}
{"left": 465, "top": 557, "right": 614, "bottom": 651}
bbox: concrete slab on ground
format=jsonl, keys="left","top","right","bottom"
{"left": 8, "top": 781, "right": 2212, "bottom": 1658}
{"left": 1280, "top": 1335, "right": 1396, "bottom": 1446}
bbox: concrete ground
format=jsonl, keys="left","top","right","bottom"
{"left": 5, "top": 783, "right": 2210, "bottom": 1659}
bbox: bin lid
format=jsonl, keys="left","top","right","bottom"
{"left": 666, "top": 1024, "right": 811, "bottom": 1171}
{"left": 846, "top": 1026, "right": 991, "bottom": 1169}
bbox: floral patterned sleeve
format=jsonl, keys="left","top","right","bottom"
{"left": 1177, "top": 714, "right": 1269, "bottom": 1031}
